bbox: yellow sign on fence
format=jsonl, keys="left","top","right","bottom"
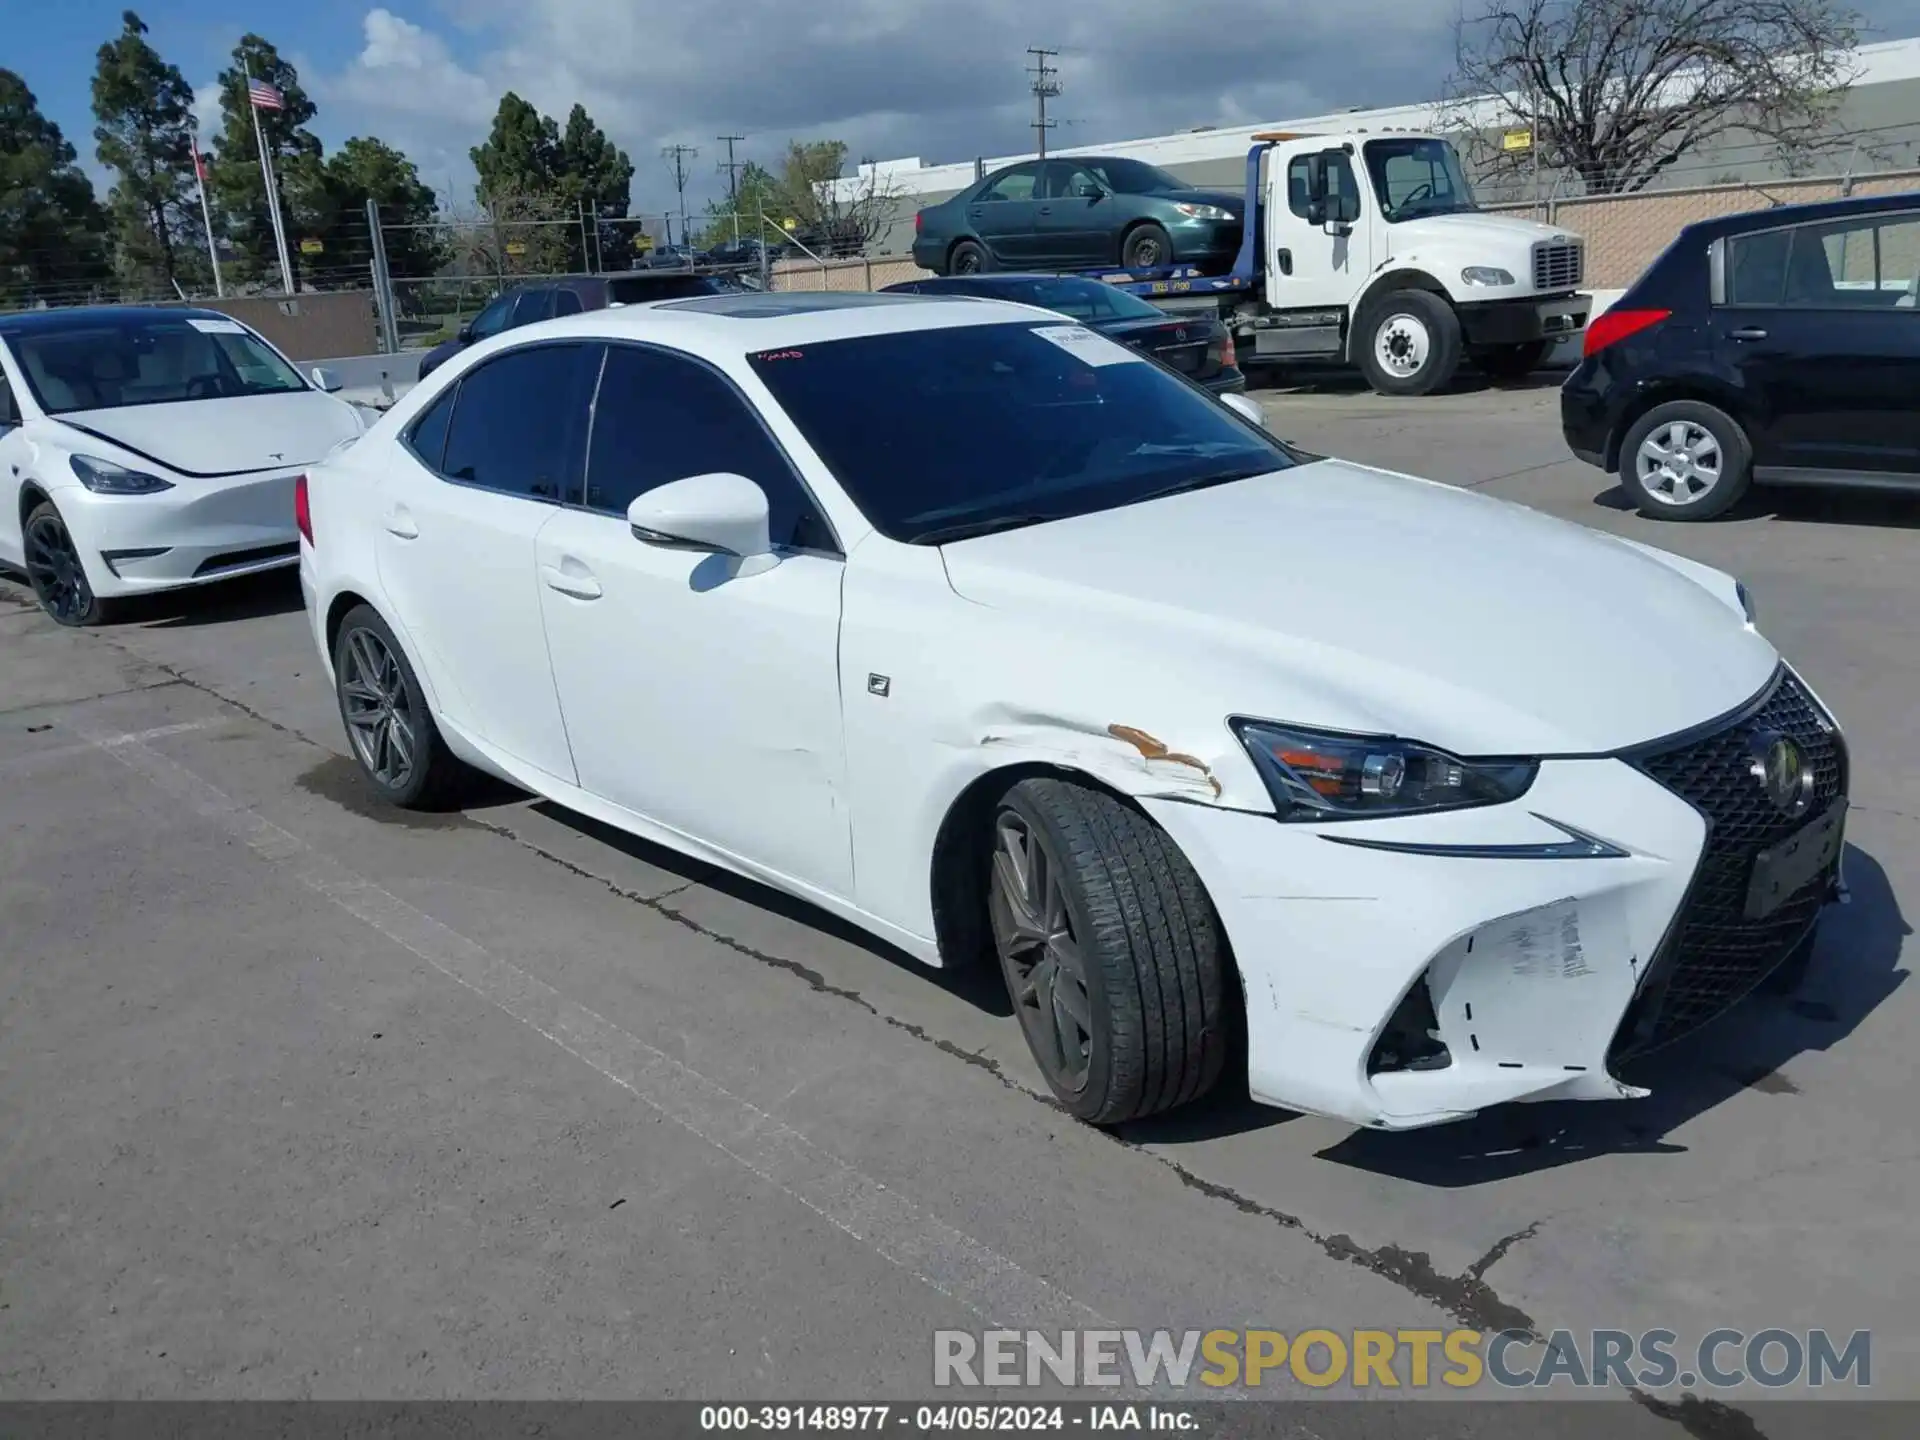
{"left": 1502, "top": 129, "right": 1534, "bottom": 152}
{"left": 505, "top": 242, "right": 527, "bottom": 257}
{"left": 299, "top": 238, "right": 323, "bottom": 254}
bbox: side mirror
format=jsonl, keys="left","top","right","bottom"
{"left": 457, "top": 322, "right": 475, "bottom": 343}
{"left": 1220, "top": 392, "right": 1266, "bottom": 428}
{"left": 310, "top": 366, "right": 343, "bottom": 393}
{"left": 627, "top": 472, "right": 779, "bottom": 576}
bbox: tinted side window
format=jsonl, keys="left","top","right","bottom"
{"left": 584, "top": 346, "right": 833, "bottom": 551}
{"left": 978, "top": 165, "right": 1039, "bottom": 203}
{"left": 511, "top": 288, "right": 556, "bottom": 327}
{"left": 1286, "top": 155, "right": 1361, "bottom": 223}
{"left": 552, "top": 288, "right": 585, "bottom": 317}
{"left": 442, "top": 343, "right": 598, "bottom": 501}
{"left": 0, "top": 372, "right": 19, "bottom": 427}
{"left": 1725, "top": 229, "right": 1791, "bottom": 306}
{"left": 406, "top": 386, "right": 456, "bottom": 470}
{"left": 467, "top": 294, "right": 515, "bottom": 340}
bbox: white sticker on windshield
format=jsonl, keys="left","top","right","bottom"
{"left": 186, "top": 317, "right": 248, "bottom": 335}
{"left": 1030, "top": 323, "right": 1143, "bottom": 367}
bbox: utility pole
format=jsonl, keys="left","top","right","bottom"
{"left": 662, "top": 143, "right": 697, "bottom": 250}
{"left": 717, "top": 134, "right": 747, "bottom": 243}
{"left": 1026, "top": 47, "right": 1061, "bottom": 159}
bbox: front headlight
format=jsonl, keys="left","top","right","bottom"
{"left": 1231, "top": 720, "right": 1538, "bottom": 822}
{"left": 1173, "top": 202, "right": 1233, "bottom": 220}
{"left": 1460, "top": 266, "right": 1516, "bottom": 286}
{"left": 71, "top": 455, "right": 174, "bottom": 495}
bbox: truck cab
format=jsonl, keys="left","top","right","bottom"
{"left": 1246, "top": 130, "right": 1589, "bottom": 393}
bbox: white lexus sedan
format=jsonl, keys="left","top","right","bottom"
{"left": 0, "top": 306, "right": 365, "bottom": 626}
{"left": 298, "top": 291, "right": 1849, "bottom": 1132}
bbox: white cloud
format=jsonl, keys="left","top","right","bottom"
{"left": 190, "top": 83, "right": 224, "bottom": 141}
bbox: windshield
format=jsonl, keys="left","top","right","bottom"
{"left": 9, "top": 312, "right": 308, "bottom": 415}
{"left": 938, "top": 277, "right": 1169, "bottom": 323}
{"left": 1087, "top": 158, "right": 1192, "bottom": 195}
{"left": 1362, "top": 138, "right": 1479, "bottom": 222}
{"left": 747, "top": 320, "right": 1295, "bottom": 544}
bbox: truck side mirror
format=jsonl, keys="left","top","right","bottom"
{"left": 1304, "top": 155, "right": 1329, "bottom": 227}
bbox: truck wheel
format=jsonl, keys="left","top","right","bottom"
{"left": 1618, "top": 400, "right": 1752, "bottom": 522}
{"left": 985, "top": 777, "right": 1228, "bottom": 1125}
{"left": 1476, "top": 341, "right": 1550, "bottom": 382}
{"left": 947, "top": 239, "right": 990, "bottom": 276}
{"left": 1357, "top": 289, "right": 1461, "bottom": 397}
{"left": 1122, "top": 223, "right": 1174, "bottom": 271}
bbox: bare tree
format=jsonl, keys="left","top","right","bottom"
{"left": 1447, "top": 0, "right": 1863, "bottom": 196}
{"left": 773, "top": 141, "right": 905, "bottom": 257}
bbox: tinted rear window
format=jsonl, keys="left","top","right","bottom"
{"left": 607, "top": 274, "right": 731, "bottom": 304}
{"left": 747, "top": 321, "right": 1293, "bottom": 544}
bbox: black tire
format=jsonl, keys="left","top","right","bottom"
{"left": 1121, "top": 223, "right": 1174, "bottom": 271}
{"left": 985, "top": 777, "right": 1228, "bottom": 1125}
{"left": 1355, "top": 289, "right": 1462, "bottom": 397}
{"left": 1617, "top": 400, "right": 1753, "bottom": 522}
{"left": 332, "top": 604, "right": 472, "bottom": 810}
{"left": 22, "top": 499, "right": 115, "bottom": 628}
{"left": 1476, "top": 340, "right": 1550, "bottom": 382}
{"left": 947, "top": 239, "right": 990, "bottom": 276}
{"left": 1761, "top": 922, "right": 1821, "bottom": 997}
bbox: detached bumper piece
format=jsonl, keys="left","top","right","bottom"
{"left": 1612, "top": 669, "right": 1849, "bottom": 1061}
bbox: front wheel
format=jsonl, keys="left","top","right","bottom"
{"left": 332, "top": 604, "right": 472, "bottom": 810}
{"left": 986, "top": 777, "right": 1229, "bottom": 1125}
{"left": 23, "top": 500, "right": 114, "bottom": 628}
{"left": 1355, "top": 289, "right": 1462, "bottom": 397}
{"left": 1618, "top": 400, "right": 1753, "bottom": 521}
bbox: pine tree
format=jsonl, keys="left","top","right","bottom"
{"left": 206, "top": 34, "right": 320, "bottom": 288}
{"left": 91, "top": 11, "right": 202, "bottom": 295}
{"left": 0, "top": 69, "right": 113, "bottom": 305}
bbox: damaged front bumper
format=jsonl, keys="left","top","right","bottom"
{"left": 1144, "top": 753, "right": 1840, "bottom": 1131}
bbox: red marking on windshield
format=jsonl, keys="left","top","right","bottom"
{"left": 758, "top": 350, "right": 804, "bottom": 361}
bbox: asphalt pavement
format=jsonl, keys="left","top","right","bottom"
{"left": 1, "top": 375, "right": 1914, "bottom": 1429}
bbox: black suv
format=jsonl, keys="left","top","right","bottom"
{"left": 1562, "top": 191, "right": 1920, "bottom": 520}
{"left": 417, "top": 273, "right": 738, "bottom": 380}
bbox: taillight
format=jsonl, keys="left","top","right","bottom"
{"left": 1583, "top": 307, "right": 1670, "bottom": 358}
{"left": 1219, "top": 333, "right": 1237, "bottom": 369}
{"left": 294, "top": 473, "right": 313, "bottom": 546}
{"left": 914, "top": 211, "right": 923, "bottom": 234}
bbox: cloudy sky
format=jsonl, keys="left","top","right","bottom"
{"left": 16, "top": 0, "right": 1920, "bottom": 215}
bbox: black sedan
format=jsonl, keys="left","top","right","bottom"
{"left": 881, "top": 273, "right": 1246, "bottom": 393}
{"left": 909, "top": 156, "right": 1244, "bottom": 276}
{"left": 1563, "top": 190, "right": 1920, "bottom": 521}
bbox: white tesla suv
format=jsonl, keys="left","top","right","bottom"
{"left": 298, "top": 291, "right": 1850, "bottom": 1133}
{"left": 0, "top": 305, "right": 365, "bottom": 625}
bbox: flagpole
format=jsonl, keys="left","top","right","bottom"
{"left": 192, "top": 129, "right": 224, "bottom": 298}
{"left": 245, "top": 64, "right": 296, "bottom": 293}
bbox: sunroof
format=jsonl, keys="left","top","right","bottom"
{"left": 658, "top": 291, "right": 931, "bottom": 318}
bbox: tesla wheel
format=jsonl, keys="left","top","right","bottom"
{"left": 332, "top": 604, "right": 470, "bottom": 811}
{"left": 1356, "top": 289, "right": 1462, "bottom": 397}
{"left": 22, "top": 500, "right": 112, "bottom": 628}
{"left": 986, "top": 777, "right": 1228, "bottom": 1125}
{"left": 1121, "top": 223, "right": 1173, "bottom": 271}
{"left": 1476, "top": 340, "right": 1550, "bottom": 382}
{"left": 947, "top": 239, "right": 989, "bottom": 276}
{"left": 1619, "top": 400, "right": 1752, "bottom": 522}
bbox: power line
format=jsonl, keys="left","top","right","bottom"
{"left": 1026, "top": 47, "right": 1062, "bottom": 159}
{"left": 661, "top": 143, "right": 698, "bottom": 245}
{"left": 716, "top": 134, "right": 747, "bottom": 208}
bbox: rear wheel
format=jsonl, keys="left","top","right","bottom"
{"left": 1476, "top": 340, "right": 1550, "bottom": 381}
{"left": 332, "top": 604, "right": 472, "bottom": 810}
{"left": 1356, "top": 289, "right": 1462, "bottom": 397}
{"left": 947, "top": 239, "right": 989, "bottom": 276}
{"left": 1122, "top": 223, "right": 1174, "bottom": 271}
{"left": 1618, "top": 400, "right": 1752, "bottom": 521}
{"left": 23, "top": 500, "right": 113, "bottom": 628}
{"left": 986, "top": 777, "right": 1228, "bottom": 1125}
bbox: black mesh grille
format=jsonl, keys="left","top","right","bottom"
{"left": 1614, "top": 669, "right": 1847, "bottom": 1059}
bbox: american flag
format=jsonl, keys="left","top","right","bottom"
{"left": 193, "top": 151, "right": 210, "bottom": 182}
{"left": 247, "top": 78, "right": 284, "bottom": 111}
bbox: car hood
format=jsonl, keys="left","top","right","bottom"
{"left": 48, "top": 392, "right": 366, "bottom": 478}
{"left": 935, "top": 458, "right": 1778, "bottom": 757}
{"left": 1390, "top": 210, "right": 1577, "bottom": 253}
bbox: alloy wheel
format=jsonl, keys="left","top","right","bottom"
{"left": 1636, "top": 421, "right": 1723, "bottom": 505}
{"left": 339, "top": 626, "right": 419, "bottom": 791}
{"left": 23, "top": 509, "right": 93, "bottom": 625}
{"left": 1375, "top": 313, "right": 1432, "bottom": 377}
{"left": 989, "top": 812, "right": 1095, "bottom": 1092}
{"left": 1130, "top": 237, "right": 1165, "bottom": 268}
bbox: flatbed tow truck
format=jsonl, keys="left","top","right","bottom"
{"left": 1032, "top": 130, "right": 1591, "bottom": 396}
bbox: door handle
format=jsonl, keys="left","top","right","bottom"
{"left": 384, "top": 512, "right": 419, "bottom": 539}
{"left": 1038, "top": 206, "right": 1052, "bottom": 216}
{"left": 1729, "top": 327, "right": 1769, "bottom": 341}
{"left": 540, "top": 563, "right": 602, "bottom": 600}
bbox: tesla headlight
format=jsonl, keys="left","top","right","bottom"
{"left": 1173, "top": 202, "right": 1233, "bottom": 220}
{"left": 1460, "top": 266, "right": 1516, "bottom": 286}
{"left": 71, "top": 455, "right": 174, "bottom": 495}
{"left": 1231, "top": 720, "right": 1538, "bottom": 822}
